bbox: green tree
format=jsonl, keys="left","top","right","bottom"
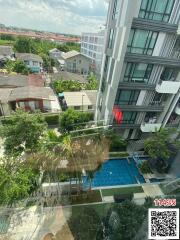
{"left": 65, "top": 42, "right": 81, "bottom": 52}
{"left": 0, "top": 34, "right": 15, "bottom": 41}
{"left": 105, "top": 130, "right": 127, "bottom": 152}
{"left": 57, "top": 42, "right": 80, "bottom": 52}
{"left": 5, "top": 60, "right": 31, "bottom": 75}
{"left": 14, "top": 36, "right": 36, "bottom": 53}
{"left": 4, "top": 60, "right": 14, "bottom": 73}
{"left": 68, "top": 207, "right": 103, "bottom": 240}
{"left": 139, "top": 161, "right": 152, "bottom": 174}
{"left": 104, "top": 201, "right": 147, "bottom": 240}
{"left": 0, "top": 110, "right": 47, "bottom": 156}
{"left": 144, "top": 128, "right": 179, "bottom": 172}
{"left": 40, "top": 53, "right": 55, "bottom": 72}
{"left": 0, "top": 158, "right": 39, "bottom": 205}
{"left": 59, "top": 109, "right": 93, "bottom": 133}
{"left": 57, "top": 44, "right": 69, "bottom": 52}
{"left": 53, "top": 79, "right": 83, "bottom": 93}
{"left": 85, "top": 73, "right": 98, "bottom": 90}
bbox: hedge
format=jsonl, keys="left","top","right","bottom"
{"left": 44, "top": 114, "right": 59, "bottom": 125}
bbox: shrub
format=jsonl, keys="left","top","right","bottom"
{"left": 44, "top": 114, "right": 59, "bottom": 125}
{"left": 109, "top": 152, "right": 129, "bottom": 158}
{"left": 0, "top": 117, "right": 13, "bottom": 125}
{"left": 106, "top": 130, "right": 127, "bottom": 152}
{"left": 139, "top": 161, "right": 152, "bottom": 174}
{"left": 59, "top": 109, "right": 94, "bottom": 133}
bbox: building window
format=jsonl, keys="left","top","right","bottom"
{"left": 139, "top": 0, "right": 175, "bottom": 23}
{"left": 24, "top": 60, "right": 29, "bottom": 65}
{"left": 104, "top": 56, "right": 110, "bottom": 73}
{"left": 108, "top": 58, "right": 115, "bottom": 84}
{"left": 74, "top": 106, "right": 81, "bottom": 110}
{"left": 124, "top": 62, "right": 153, "bottom": 83}
{"left": 150, "top": 92, "right": 163, "bottom": 105}
{"left": 101, "top": 77, "right": 106, "bottom": 93}
{"left": 127, "top": 29, "right": 158, "bottom": 55}
{"left": 88, "top": 105, "right": 93, "bottom": 110}
{"left": 112, "top": 0, "right": 120, "bottom": 20}
{"left": 144, "top": 112, "right": 158, "bottom": 123}
{"left": 160, "top": 67, "right": 177, "bottom": 81}
{"left": 115, "top": 90, "right": 140, "bottom": 105}
{"left": 108, "top": 29, "right": 115, "bottom": 49}
{"left": 33, "top": 61, "right": 38, "bottom": 66}
{"left": 79, "top": 60, "right": 81, "bottom": 64}
{"left": 121, "top": 112, "right": 137, "bottom": 124}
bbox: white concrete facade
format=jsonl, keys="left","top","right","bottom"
{"left": 81, "top": 30, "right": 105, "bottom": 75}
{"left": 95, "top": 0, "right": 180, "bottom": 139}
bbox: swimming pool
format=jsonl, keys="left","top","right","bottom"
{"left": 83, "top": 158, "right": 145, "bottom": 188}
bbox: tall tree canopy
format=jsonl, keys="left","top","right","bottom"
{"left": 0, "top": 157, "right": 39, "bottom": 205}
{"left": 144, "top": 128, "right": 179, "bottom": 172}
{"left": 53, "top": 79, "right": 83, "bottom": 93}
{"left": 85, "top": 73, "right": 98, "bottom": 90}
{"left": 0, "top": 110, "right": 47, "bottom": 156}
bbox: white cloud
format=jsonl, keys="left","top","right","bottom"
{"left": 0, "top": 0, "right": 108, "bottom": 34}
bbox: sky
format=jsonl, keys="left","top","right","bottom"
{"left": 0, "top": 0, "right": 108, "bottom": 35}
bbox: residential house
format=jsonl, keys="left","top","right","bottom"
{"left": 9, "top": 86, "right": 60, "bottom": 113}
{"left": 62, "top": 50, "right": 91, "bottom": 75}
{"left": 16, "top": 53, "right": 43, "bottom": 73}
{"left": 49, "top": 48, "right": 64, "bottom": 60}
{"left": 0, "top": 74, "right": 45, "bottom": 88}
{"left": 0, "top": 74, "right": 60, "bottom": 116}
{"left": 61, "top": 90, "right": 97, "bottom": 112}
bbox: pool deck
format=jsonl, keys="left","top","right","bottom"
{"left": 142, "top": 184, "right": 164, "bottom": 197}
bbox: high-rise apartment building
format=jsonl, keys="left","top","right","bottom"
{"left": 81, "top": 30, "right": 105, "bottom": 75}
{"left": 95, "top": 0, "right": 180, "bottom": 140}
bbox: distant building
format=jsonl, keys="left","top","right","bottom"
{"left": 81, "top": 30, "right": 105, "bottom": 75}
{"left": 49, "top": 48, "right": 64, "bottom": 60}
{"left": 0, "top": 74, "right": 45, "bottom": 88}
{"left": 16, "top": 53, "right": 43, "bottom": 73}
{"left": 96, "top": 0, "right": 180, "bottom": 140}
{"left": 61, "top": 90, "right": 97, "bottom": 112}
{"left": 8, "top": 86, "right": 60, "bottom": 113}
{"left": 0, "top": 74, "right": 60, "bottom": 116}
{"left": 62, "top": 50, "right": 91, "bottom": 75}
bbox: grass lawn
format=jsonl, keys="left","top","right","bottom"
{"left": 101, "top": 186, "right": 144, "bottom": 197}
{"left": 0, "top": 39, "right": 14, "bottom": 45}
{"left": 109, "top": 152, "right": 129, "bottom": 158}
{"left": 71, "top": 190, "right": 102, "bottom": 205}
{"left": 71, "top": 202, "right": 115, "bottom": 218}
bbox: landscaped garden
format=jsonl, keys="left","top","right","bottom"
{"left": 101, "top": 186, "right": 144, "bottom": 197}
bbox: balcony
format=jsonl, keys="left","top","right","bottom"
{"left": 155, "top": 80, "right": 180, "bottom": 94}
{"left": 120, "top": 104, "right": 163, "bottom": 112}
{"left": 175, "top": 104, "right": 180, "bottom": 115}
{"left": 141, "top": 122, "right": 162, "bottom": 133}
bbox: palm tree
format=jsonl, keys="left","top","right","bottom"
{"left": 87, "top": 170, "right": 95, "bottom": 191}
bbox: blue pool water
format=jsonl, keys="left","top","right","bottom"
{"left": 83, "top": 158, "right": 145, "bottom": 188}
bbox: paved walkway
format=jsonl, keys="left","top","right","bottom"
{"left": 4, "top": 206, "right": 72, "bottom": 240}
{"left": 142, "top": 184, "right": 164, "bottom": 197}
